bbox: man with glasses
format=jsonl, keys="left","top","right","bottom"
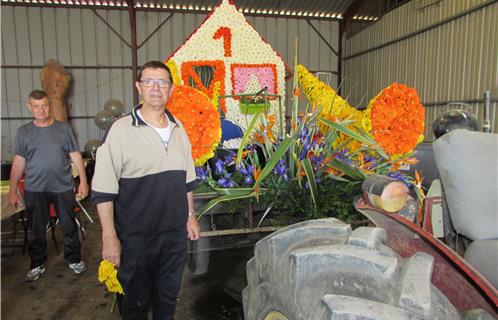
{"left": 92, "top": 61, "right": 200, "bottom": 319}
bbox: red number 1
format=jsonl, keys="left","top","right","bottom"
{"left": 213, "top": 26, "right": 232, "bottom": 57}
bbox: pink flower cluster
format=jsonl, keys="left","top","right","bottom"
{"left": 231, "top": 64, "right": 277, "bottom": 97}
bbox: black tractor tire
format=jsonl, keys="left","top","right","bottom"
{"left": 242, "top": 218, "right": 494, "bottom": 320}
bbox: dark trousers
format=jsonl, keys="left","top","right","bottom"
{"left": 24, "top": 190, "right": 81, "bottom": 269}
{"left": 118, "top": 227, "right": 188, "bottom": 320}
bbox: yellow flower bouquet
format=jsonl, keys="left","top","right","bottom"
{"left": 98, "top": 259, "right": 124, "bottom": 312}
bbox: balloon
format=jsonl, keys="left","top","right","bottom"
{"left": 94, "top": 110, "right": 115, "bottom": 130}
{"left": 84, "top": 139, "right": 102, "bottom": 158}
{"left": 104, "top": 99, "right": 124, "bottom": 117}
{"left": 432, "top": 110, "right": 479, "bottom": 139}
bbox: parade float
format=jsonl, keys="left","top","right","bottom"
{"left": 155, "top": 0, "right": 430, "bottom": 276}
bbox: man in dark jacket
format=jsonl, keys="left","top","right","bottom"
{"left": 92, "top": 61, "right": 200, "bottom": 320}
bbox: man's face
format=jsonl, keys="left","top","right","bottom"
{"left": 135, "top": 68, "right": 173, "bottom": 108}
{"left": 28, "top": 97, "right": 51, "bottom": 121}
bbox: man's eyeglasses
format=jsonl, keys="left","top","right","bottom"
{"left": 140, "top": 79, "right": 171, "bottom": 88}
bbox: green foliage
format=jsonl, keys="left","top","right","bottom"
{"left": 226, "top": 197, "right": 249, "bottom": 215}
{"left": 258, "top": 175, "right": 363, "bottom": 223}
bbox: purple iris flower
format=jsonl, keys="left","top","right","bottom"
{"left": 363, "top": 155, "right": 377, "bottom": 169}
{"left": 195, "top": 166, "right": 209, "bottom": 181}
{"left": 299, "top": 143, "right": 311, "bottom": 160}
{"left": 311, "top": 154, "right": 325, "bottom": 171}
{"left": 299, "top": 127, "right": 308, "bottom": 141}
{"left": 244, "top": 175, "right": 254, "bottom": 185}
{"left": 239, "top": 167, "right": 248, "bottom": 176}
{"left": 273, "top": 159, "right": 289, "bottom": 181}
{"left": 273, "top": 160, "right": 286, "bottom": 175}
{"left": 337, "top": 148, "right": 348, "bottom": 158}
{"left": 223, "top": 151, "right": 236, "bottom": 165}
{"left": 238, "top": 165, "right": 254, "bottom": 185}
{"left": 246, "top": 144, "right": 256, "bottom": 152}
{"left": 238, "top": 164, "right": 253, "bottom": 176}
{"left": 246, "top": 164, "right": 254, "bottom": 174}
{"left": 387, "top": 171, "right": 404, "bottom": 180}
{"left": 214, "top": 159, "right": 225, "bottom": 175}
{"left": 218, "top": 172, "right": 237, "bottom": 188}
{"left": 335, "top": 148, "right": 353, "bottom": 166}
{"left": 387, "top": 171, "right": 411, "bottom": 188}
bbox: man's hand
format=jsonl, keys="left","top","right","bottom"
{"left": 97, "top": 201, "right": 120, "bottom": 266}
{"left": 186, "top": 215, "right": 201, "bottom": 240}
{"left": 77, "top": 181, "right": 89, "bottom": 200}
{"left": 69, "top": 151, "right": 89, "bottom": 200}
{"left": 102, "top": 234, "right": 121, "bottom": 266}
{"left": 8, "top": 155, "right": 26, "bottom": 209}
{"left": 8, "top": 190, "right": 21, "bottom": 208}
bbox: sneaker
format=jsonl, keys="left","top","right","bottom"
{"left": 69, "top": 261, "right": 87, "bottom": 274}
{"left": 26, "top": 265, "right": 45, "bottom": 282}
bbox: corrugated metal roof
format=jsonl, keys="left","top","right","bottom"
{"left": 0, "top": 0, "right": 381, "bottom": 21}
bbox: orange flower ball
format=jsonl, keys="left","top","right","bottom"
{"left": 166, "top": 85, "right": 221, "bottom": 165}
{"left": 369, "top": 83, "right": 425, "bottom": 155}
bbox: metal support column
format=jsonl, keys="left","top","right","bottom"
{"left": 127, "top": 0, "right": 139, "bottom": 105}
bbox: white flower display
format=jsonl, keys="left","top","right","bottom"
{"left": 222, "top": 138, "right": 242, "bottom": 150}
{"left": 243, "top": 74, "right": 262, "bottom": 94}
{"left": 166, "top": 0, "right": 287, "bottom": 132}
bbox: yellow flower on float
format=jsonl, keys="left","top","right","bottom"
{"left": 297, "top": 64, "right": 363, "bottom": 149}
{"left": 165, "top": 60, "right": 182, "bottom": 86}
{"left": 211, "top": 81, "right": 222, "bottom": 113}
{"left": 297, "top": 64, "right": 362, "bottom": 121}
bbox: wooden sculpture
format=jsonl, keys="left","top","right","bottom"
{"left": 40, "top": 59, "right": 71, "bottom": 121}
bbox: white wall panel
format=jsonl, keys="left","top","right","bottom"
{"left": 1, "top": 7, "right": 134, "bottom": 159}
{"left": 27, "top": 8, "right": 46, "bottom": 65}
{"left": 344, "top": 0, "right": 497, "bottom": 141}
{"left": 2, "top": 7, "right": 339, "bottom": 160}
{"left": 41, "top": 8, "right": 58, "bottom": 61}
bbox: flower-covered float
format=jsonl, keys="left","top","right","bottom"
{"left": 196, "top": 58, "right": 426, "bottom": 225}
{"left": 165, "top": 0, "right": 289, "bottom": 134}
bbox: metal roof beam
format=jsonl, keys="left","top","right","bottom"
{"left": 340, "top": 0, "right": 368, "bottom": 34}
{"left": 306, "top": 20, "right": 338, "bottom": 56}
{"left": 92, "top": 8, "right": 131, "bottom": 47}
{"left": 137, "top": 12, "right": 173, "bottom": 49}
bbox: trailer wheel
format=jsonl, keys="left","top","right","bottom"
{"left": 243, "top": 218, "right": 494, "bottom": 320}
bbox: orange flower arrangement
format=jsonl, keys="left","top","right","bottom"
{"left": 181, "top": 60, "right": 226, "bottom": 114}
{"left": 254, "top": 113, "right": 277, "bottom": 144}
{"left": 365, "top": 83, "right": 425, "bottom": 156}
{"left": 166, "top": 85, "right": 221, "bottom": 166}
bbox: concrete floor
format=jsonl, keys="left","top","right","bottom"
{"left": 1, "top": 198, "right": 251, "bottom": 320}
